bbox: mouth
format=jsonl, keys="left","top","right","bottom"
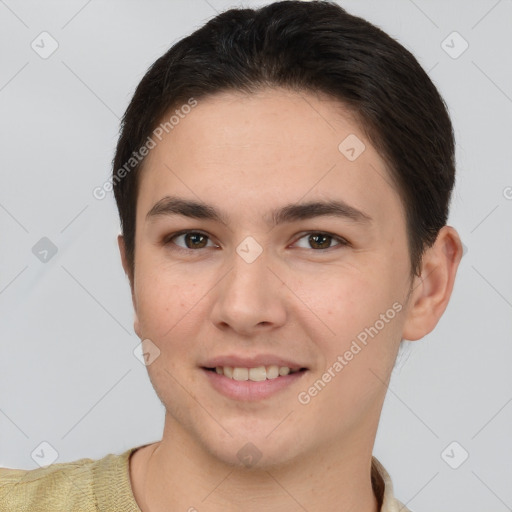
{"left": 201, "top": 365, "right": 309, "bottom": 401}
{"left": 202, "top": 365, "right": 307, "bottom": 381}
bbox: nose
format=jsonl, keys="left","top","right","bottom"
{"left": 209, "top": 244, "right": 288, "bottom": 335}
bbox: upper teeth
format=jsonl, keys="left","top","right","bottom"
{"left": 215, "top": 366, "right": 300, "bottom": 381}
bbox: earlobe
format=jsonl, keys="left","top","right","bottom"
{"left": 402, "top": 226, "right": 463, "bottom": 341}
{"left": 117, "top": 234, "right": 135, "bottom": 289}
{"left": 117, "top": 234, "right": 141, "bottom": 339}
{"left": 117, "top": 234, "right": 130, "bottom": 278}
{"left": 133, "top": 314, "right": 142, "bottom": 339}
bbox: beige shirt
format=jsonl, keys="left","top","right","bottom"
{"left": 0, "top": 444, "right": 411, "bottom": 511}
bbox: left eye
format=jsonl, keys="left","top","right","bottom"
{"left": 165, "top": 231, "right": 348, "bottom": 251}
{"left": 293, "top": 232, "right": 348, "bottom": 250}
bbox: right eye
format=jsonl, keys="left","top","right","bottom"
{"left": 164, "top": 230, "right": 218, "bottom": 251}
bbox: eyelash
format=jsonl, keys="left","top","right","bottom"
{"left": 163, "top": 230, "right": 350, "bottom": 253}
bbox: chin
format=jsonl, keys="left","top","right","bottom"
{"left": 197, "top": 422, "right": 308, "bottom": 471}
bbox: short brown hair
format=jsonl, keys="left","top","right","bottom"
{"left": 112, "top": 0, "right": 456, "bottom": 281}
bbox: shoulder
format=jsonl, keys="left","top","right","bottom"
{"left": 0, "top": 447, "right": 138, "bottom": 512}
{"left": 0, "top": 455, "right": 97, "bottom": 512}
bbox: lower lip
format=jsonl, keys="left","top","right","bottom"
{"left": 202, "top": 368, "right": 307, "bottom": 401}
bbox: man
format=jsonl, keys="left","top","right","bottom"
{"left": 0, "top": 1, "right": 462, "bottom": 510}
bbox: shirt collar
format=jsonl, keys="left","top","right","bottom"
{"left": 372, "top": 456, "right": 411, "bottom": 512}
{"left": 107, "top": 446, "right": 411, "bottom": 512}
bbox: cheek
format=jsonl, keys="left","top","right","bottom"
{"left": 301, "top": 276, "right": 404, "bottom": 425}
{"left": 134, "top": 264, "right": 204, "bottom": 341}
{"left": 318, "top": 265, "right": 405, "bottom": 357}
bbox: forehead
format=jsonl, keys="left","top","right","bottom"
{"left": 136, "top": 88, "right": 403, "bottom": 227}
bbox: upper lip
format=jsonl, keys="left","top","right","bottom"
{"left": 202, "top": 354, "right": 307, "bottom": 371}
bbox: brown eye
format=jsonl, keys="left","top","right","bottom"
{"left": 308, "top": 233, "right": 332, "bottom": 249}
{"left": 166, "top": 231, "right": 214, "bottom": 250}
{"left": 294, "top": 232, "right": 348, "bottom": 250}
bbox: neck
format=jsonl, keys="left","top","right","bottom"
{"left": 133, "top": 416, "right": 381, "bottom": 512}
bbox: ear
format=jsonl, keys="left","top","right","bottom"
{"left": 117, "top": 234, "right": 141, "bottom": 339}
{"left": 402, "top": 226, "right": 463, "bottom": 341}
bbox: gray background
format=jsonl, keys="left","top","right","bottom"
{"left": 1, "top": 0, "right": 511, "bottom": 510}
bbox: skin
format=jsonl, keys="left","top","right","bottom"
{"left": 118, "top": 88, "right": 463, "bottom": 512}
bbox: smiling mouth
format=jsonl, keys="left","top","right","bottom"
{"left": 203, "top": 366, "right": 308, "bottom": 382}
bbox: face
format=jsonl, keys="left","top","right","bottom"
{"left": 124, "top": 88, "right": 416, "bottom": 467}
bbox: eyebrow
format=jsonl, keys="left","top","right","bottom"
{"left": 145, "top": 195, "right": 372, "bottom": 227}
